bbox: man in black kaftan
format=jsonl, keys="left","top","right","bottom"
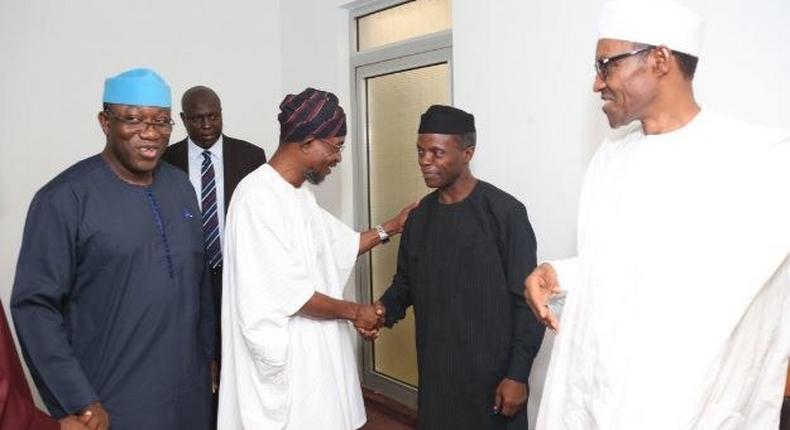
{"left": 377, "top": 105, "right": 544, "bottom": 429}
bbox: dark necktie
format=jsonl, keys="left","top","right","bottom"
{"left": 201, "top": 150, "right": 222, "bottom": 268}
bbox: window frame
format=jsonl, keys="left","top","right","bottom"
{"left": 348, "top": 0, "right": 453, "bottom": 410}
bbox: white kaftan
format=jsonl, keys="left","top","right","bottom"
{"left": 537, "top": 110, "right": 790, "bottom": 430}
{"left": 217, "top": 164, "right": 365, "bottom": 430}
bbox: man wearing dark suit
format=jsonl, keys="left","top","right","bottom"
{"left": 161, "top": 86, "right": 265, "bottom": 427}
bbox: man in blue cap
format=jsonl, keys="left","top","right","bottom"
{"left": 11, "top": 68, "right": 215, "bottom": 430}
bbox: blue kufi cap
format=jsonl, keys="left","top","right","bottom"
{"left": 103, "top": 68, "right": 171, "bottom": 108}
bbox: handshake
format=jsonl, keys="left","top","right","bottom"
{"left": 352, "top": 301, "right": 387, "bottom": 341}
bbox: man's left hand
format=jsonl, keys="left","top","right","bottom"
{"left": 493, "top": 378, "right": 528, "bottom": 417}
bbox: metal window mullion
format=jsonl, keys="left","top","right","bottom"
{"left": 351, "top": 29, "right": 452, "bottom": 69}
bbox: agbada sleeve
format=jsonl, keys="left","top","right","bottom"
{"left": 546, "top": 258, "right": 579, "bottom": 295}
{"left": 547, "top": 139, "right": 607, "bottom": 294}
{"left": 223, "top": 191, "right": 316, "bottom": 426}
{"left": 503, "top": 204, "right": 545, "bottom": 382}
{"left": 379, "top": 218, "right": 414, "bottom": 328}
{"left": 319, "top": 207, "right": 360, "bottom": 287}
{"left": 10, "top": 185, "right": 99, "bottom": 416}
{"left": 228, "top": 194, "right": 314, "bottom": 368}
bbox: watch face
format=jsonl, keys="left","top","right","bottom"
{"left": 376, "top": 225, "right": 389, "bottom": 243}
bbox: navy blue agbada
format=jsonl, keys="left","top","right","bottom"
{"left": 11, "top": 155, "right": 215, "bottom": 430}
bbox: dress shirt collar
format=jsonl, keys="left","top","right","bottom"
{"left": 188, "top": 135, "right": 224, "bottom": 163}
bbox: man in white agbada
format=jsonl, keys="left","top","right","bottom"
{"left": 525, "top": 1, "right": 790, "bottom": 429}
{"left": 217, "top": 88, "right": 413, "bottom": 429}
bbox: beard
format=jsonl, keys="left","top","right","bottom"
{"left": 304, "top": 168, "right": 325, "bottom": 185}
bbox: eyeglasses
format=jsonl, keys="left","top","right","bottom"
{"left": 104, "top": 110, "right": 175, "bottom": 133}
{"left": 594, "top": 46, "right": 654, "bottom": 81}
{"left": 316, "top": 138, "right": 345, "bottom": 155}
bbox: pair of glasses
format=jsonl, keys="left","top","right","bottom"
{"left": 105, "top": 110, "right": 175, "bottom": 133}
{"left": 594, "top": 45, "right": 654, "bottom": 81}
{"left": 315, "top": 138, "right": 345, "bottom": 155}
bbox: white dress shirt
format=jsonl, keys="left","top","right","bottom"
{"left": 188, "top": 136, "right": 225, "bottom": 242}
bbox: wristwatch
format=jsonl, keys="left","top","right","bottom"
{"left": 375, "top": 224, "right": 390, "bottom": 244}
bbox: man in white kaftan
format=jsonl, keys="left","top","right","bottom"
{"left": 526, "top": 2, "right": 790, "bottom": 429}
{"left": 220, "top": 164, "right": 364, "bottom": 429}
{"left": 217, "top": 88, "right": 412, "bottom": 429}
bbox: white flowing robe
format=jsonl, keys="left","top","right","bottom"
{"left": 217, "top": 164, "right": 365, "bottom": 430}
{"left": 537, "top": 110, "right": 790, "bottom": 430}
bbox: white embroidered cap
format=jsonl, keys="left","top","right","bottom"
{"left": 598, "top": 0, "right": 705, "bottom": 57}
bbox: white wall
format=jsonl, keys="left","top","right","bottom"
{"left": 454, "top": 0, "right": 607, "bottom": 262}
{"left": 279, "top": 0, "right": 354, "bottom": 222}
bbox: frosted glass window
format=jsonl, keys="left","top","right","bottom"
{"left": 357, "top": 0, "right": 451, "bottom": 51}
{"left": 367, "top": 62, "right": 450, "bottom": 387}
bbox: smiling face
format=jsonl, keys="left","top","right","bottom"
{"left": 416, "top": 133, "right": 473, "bottom": 189}
{"left": 99, "top": 104, "right": 172, "bottom": 185}
{"left": 302, "top": 136, "right": 345, "bottom": 185}
{"left": 593, "top": 38, "right": 660, "bottom": 128}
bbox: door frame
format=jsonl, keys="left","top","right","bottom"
{"left": 351, "top": 43, "right": 452, "bottom": 410}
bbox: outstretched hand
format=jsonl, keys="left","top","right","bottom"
{"left": 524, "top": 263, "right": 562, "bottom": 332}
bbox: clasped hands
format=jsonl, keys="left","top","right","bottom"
{"left": 352, "top": 301, "right": 386, "bottom": 340}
